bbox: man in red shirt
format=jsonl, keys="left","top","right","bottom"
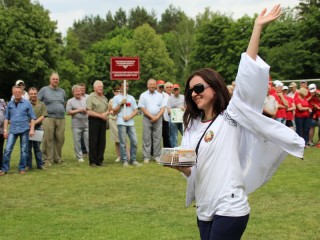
{"left": 308, "top": 84, "right": 320, "bottom": 146}
{"left": 283, "top": 86, "right": 296, "bottom": 130}
{"left": 287, "top": 82, "right": 299, "bottom": 99}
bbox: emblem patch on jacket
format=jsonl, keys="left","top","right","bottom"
{"left": 204, "top": 130, "right": 214, "bottom": 143}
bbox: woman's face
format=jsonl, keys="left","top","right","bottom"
{"left": 189, "top": 76, "right": 215, "bottom": 111}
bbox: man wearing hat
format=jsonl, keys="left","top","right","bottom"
{"left": 157, "top": 80, "right": 171, "bottom": 148}
{"left": 287, "top": 82, "right": 298, "bottom": 99}
{"left": 11, "top": 80, "right": 29, "bottom": 101}
{"left": 167, "top": 83, "right": 185, "bottom": 147}
{"left": 307, "top": 83, "right": 319, "bottom": 146}
{"left": 283, "top": 86, "right": 296, "bottom": 130}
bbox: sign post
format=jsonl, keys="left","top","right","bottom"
{"left": 110, "top": 57, "right": 140, "bottom": 116}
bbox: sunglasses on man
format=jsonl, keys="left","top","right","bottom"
{"left": 188, "top": 83, "right": 210, "bottom": 95}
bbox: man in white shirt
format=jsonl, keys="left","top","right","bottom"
{"left": 138, "top": 79, "right": 165, "bottom": 163}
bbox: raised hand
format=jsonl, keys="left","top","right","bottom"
{"left": 246, "top": 4, "right": 282, "bottom": 60}
{"left": 255, "top": 4, "right": 282, "bottom": 27}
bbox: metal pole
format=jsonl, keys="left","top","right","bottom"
{"left": 123, "top": 80, "right": 127, "bottom": 116}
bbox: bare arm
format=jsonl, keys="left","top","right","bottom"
{"left": 29, "top": 119, "right": 35, "bottom": 136}
{"left": 140, "top": 107, "right": 156, "bottom": 119}
{"left": 34, "top": 116, "right": 45, "bottom": 125}
{"left": 246, "top": 4, "right": 282, "bottom": 60}
{"left": 123, "top": 109, "right": 139, "bottom": 122}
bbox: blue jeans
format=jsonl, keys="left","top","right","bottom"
{"left": 169, "top": 122, "right": 183, "bottom": 147}
{"left": 27, "top": 126, "right": 43, "bottom": 169}
{"left": 2, "top": 130, "right": 29, "bottom": 172}
{"left": 118, "top": 125, "right": 137, "bottom": 163}
{"left": 276, "top": 118, "right": 286, "bottom": 125}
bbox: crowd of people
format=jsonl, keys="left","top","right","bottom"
{"left": 263, "top": 79, "right": 320, "bottom": 148}
{"left": 0, "top": 75, "right": 186, "bottom": 174}
{"left": 0, "top": 72, "right": 319, "bottom": 176}
{"left": 0, "top": 68, "right": 319, "bottom": 177}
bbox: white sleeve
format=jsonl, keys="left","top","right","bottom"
{"left": 232, "top": 53, "right": 270, "bottom": 112}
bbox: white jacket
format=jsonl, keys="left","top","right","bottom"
{"left": 185, "top": 53, "right": 305, "bottom": 207}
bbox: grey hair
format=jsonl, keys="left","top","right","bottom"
{"left": 147, "top": 79, "right": 156, "bottom": 84}
{"left": 50, "top": 72, "right": 59, "bottom": 79}
{"left": 93, "top": 80, "right": 103, "bottom": 88}
{"left": 72, "top": 85, "right": 82, "bottom": 93}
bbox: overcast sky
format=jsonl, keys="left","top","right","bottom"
{"left": 36, "top": 0, "right": 300, "bottom": 35}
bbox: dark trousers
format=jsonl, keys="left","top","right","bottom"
{"left": 197, "top": 214, "right": 249, "bottom": 240}
{"left": 162, "top": 120, "right": 171, "bottom": 148}
{"left": 295, "top": 117, "right": 309, "bottom": 144}
{"left": 0, "top": 134, "right": 4, "bottom": 168}
{"left": 89, "top": 117, "right": 106, "bottom": 165}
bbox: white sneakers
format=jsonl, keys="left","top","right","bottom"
{"left": 115, "top": 157, "right": 121, "bottom": 162}
{"left": 78, "top": 158, "right": 84, "bottom": 162}
{"left": 123, "top": 161, "right": 129, "bottom": 167}
{"left": 143, "top": 157, "right": 160, "bottom": 163}
{"left": 131, "top": 161, "right": 142, "bottom": 167}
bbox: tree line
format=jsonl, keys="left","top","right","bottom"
{"left": 0, "top": 0, "right": 319, "bottom": 99}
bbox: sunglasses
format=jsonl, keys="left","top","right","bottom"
{"left": 188, "top": 83, "right": 210, "bottom": 95}
{"left": 115, "top": 90, "right": 121, "bottom": 93}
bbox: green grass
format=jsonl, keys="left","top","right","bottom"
{"left": 0, "top": 115, "right": 319, "bottom": 239}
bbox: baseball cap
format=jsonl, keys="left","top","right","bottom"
{"left": 16, "top": 80, "right": 24, "bottom": 85}
{"left": 300, "top": 80, "right": 307, "bottom": 84}
{"left": 275, "top": 81, "right": 283, "bottom": 87}
{"left": 156, "top": 80, "right": 165, "bottom": 86}
{"left": 282, "top": 86, "right": 288, "bottom": 90}
{"left": 173, "top": 84, "right": 180, "bottom": 89}
{"left": 289, "top": 82, "right": 297, "bottom": 88}
{"left": 273, "top": 80, "right": 281, "bottom": 86}
{"left": 308, "top": 83, "right": 316, "bottom": 93}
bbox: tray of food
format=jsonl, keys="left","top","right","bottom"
{"left": 159, "top": 148, "right": 197, "bottom": 166}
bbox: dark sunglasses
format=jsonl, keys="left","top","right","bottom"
{"left": 188, "top": 83, "right": 210, "bottom": 95}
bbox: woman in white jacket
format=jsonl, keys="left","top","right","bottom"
{"left": 171, "top": 5, "right": 304, "bottom": 240}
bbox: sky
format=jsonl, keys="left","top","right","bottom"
{"left": 36, "top": 0, "right": 301, "bottom": 35}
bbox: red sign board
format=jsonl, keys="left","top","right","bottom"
{"left": 110, "top": 57, "right": 140, "bottom": 80}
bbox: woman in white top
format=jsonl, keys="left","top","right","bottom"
{"left": 171, "top": 5, "right": 304, "bottom": 240}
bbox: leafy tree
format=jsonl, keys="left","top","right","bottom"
{"left": 158, "top": 5, "right": 186, "bottom": 34}
{"left": 85, "top": 27, "right": 133, "bottom": 99}
{"left": 122, "top": 24, "right": 176, "bottom": 97}
{"left": 114, "top": 8, "right": 127, "bottom": 28}
{"left": 190, "top": 13, "right": 233, "bottom": 81}
{"left": 162, "top": 16, "right": 196, "bottom": 84}
{"left": 71, "top": 15, "right": 109, "bottom": 50}
{"left": 0, "top": 0, "right": 61, "bottom": 99}
{"left": 128, "top": 6, "right": 157, "bottom": 30}
{"left": 105, "top": 11, "right": 116, "bottom": 31}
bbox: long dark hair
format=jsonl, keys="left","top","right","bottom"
{"left": 183, "top": 68, "right": 231, "bottom": 130}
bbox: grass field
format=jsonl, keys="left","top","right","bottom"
{"left": 0, "top": 115, "right": 319, "bottom": 239}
